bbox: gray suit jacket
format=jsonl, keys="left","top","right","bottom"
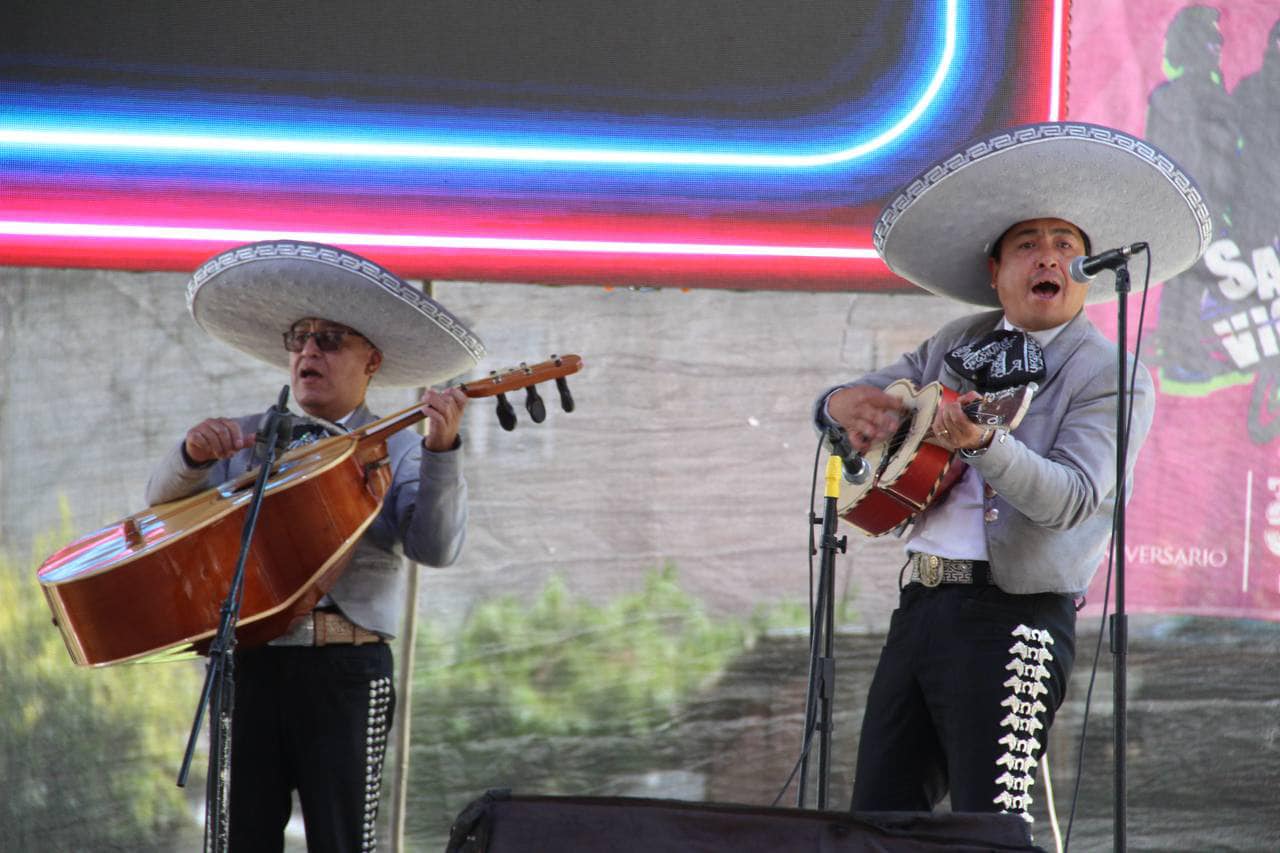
{"left": 145, "top": 403, "right": 467, "bottom": 637}
{"left": 820, "top": 309, "right": 1154, "bottom": 595}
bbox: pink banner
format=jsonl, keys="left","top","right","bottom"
{"left": 1073, "top": 0, "right": 1280, "bottom": 619}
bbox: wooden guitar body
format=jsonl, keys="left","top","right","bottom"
{"left": 39, "top": 433, "right": 391, "bottom": 666}
{"left": 836, "top": 381, "right": 962, "bottom": 537}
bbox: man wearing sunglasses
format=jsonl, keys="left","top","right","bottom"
{"left": 182, "top": 320, "right": 467, "bottom": 458}
{"left": 146, "top": 242, "right": 485, "bottom": 852}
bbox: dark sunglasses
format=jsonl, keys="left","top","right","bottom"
{"left": 282, "top": 329, "right": 369, "bottom": 353}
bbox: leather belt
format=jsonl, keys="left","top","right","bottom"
{"left": 268, "top": 610, "right": 385, "bottom": 647}
{"left": 908, "top": 552, "right": 990, "bottom": 587}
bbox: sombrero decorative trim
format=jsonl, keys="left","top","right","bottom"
{"left": 873, "top": 122, "right": 1213, "bottom": 306}
{"left": 188, "top": 241, "right": 485, "bottom": 387}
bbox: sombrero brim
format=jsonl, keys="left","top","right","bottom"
{"left": 873, "top": 122, "right": 1213, "bottom": 306}
{"left": 188, "top": 241, "right": 485, "bottom": 387}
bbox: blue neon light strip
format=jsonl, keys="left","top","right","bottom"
{"left": 0, "top": 0, "right": 958, "bottom": 170}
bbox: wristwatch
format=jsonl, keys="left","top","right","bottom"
{"left": 960, "top": 429, "right": 999, "bottom": 459}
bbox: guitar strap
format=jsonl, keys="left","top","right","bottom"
{"left": 944, "top": 329, "right": 1046, "bottom": 392}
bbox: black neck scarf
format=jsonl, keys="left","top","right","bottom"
{"left": 945, "top": 329, "right": 1046, "bottom": 391}
{"left": 286, "top": 414, "right": 347, "bottom": 450}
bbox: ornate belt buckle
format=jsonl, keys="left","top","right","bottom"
{"left": 921, "top": 554, "right": 943, "bottom": 587}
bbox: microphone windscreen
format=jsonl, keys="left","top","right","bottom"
{"left": 1068, "top": 255, "right": 1094, "bottom": 284}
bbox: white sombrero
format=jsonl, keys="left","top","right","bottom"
{"left": 873, "top": 121, "right": 1213, "bottom": 306}
{"left": 188, "top": 241, "right": 485, "bottom": 387}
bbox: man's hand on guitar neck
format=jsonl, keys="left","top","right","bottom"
{"left": 825, "top": 385, "right": 907, "bottom": 452}
{"left": 419, "top": 386, "right": 468, "bottom": 452}
{"left": 931, "top": 390, "right": 992, "bottom": 453}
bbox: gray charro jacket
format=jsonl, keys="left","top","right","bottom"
{"left": 145, "top": 402, "right": 467, "bottom": 637}
{"left": 818, "top": 309, "right": 1154, "bottom": 595}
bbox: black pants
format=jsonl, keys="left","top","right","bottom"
{"left": 228, "top": 643, "right": 395, "bottom": 852}
{"left": 851, "top": 582, "right": 1076, "bottom": 819}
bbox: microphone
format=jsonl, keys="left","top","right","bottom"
{"left": 825, "top": 425, "right": 870, "bottom": 485}
{"left": 254, "top": 385, "right": 294, "bottom": 461}
{"left": 1068, "top": 242, "right": 1148, "bottom": 283}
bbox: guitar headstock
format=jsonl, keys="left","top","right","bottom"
{"left": 966, "top": 382, "right": 1037, "bottom": 432}
{"left": 457, "top": 354, "right": 583, "bottom": 430}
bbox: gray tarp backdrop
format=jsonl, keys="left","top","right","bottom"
{"left": 3, "top": 1, "right": 1280, "bottom": 851}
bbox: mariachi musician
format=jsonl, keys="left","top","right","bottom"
{"left": 146, "top": 241, "right": 485, "bottom": 852}
{"left": 815, "top": 123, "right": 1210, "bottom": 822}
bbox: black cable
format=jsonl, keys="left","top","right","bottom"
{"left": 770, "top": 430, "right": 828, "bottom": 808}
{"left": 1063, "top": 252, "right": 1152, "bottom": 851}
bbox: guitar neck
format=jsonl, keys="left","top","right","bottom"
{"left": 355, "top": 353, "right": 584, "bottom": 445}
{"left": 356, "top": 405, "right": 428, "bottom": 446}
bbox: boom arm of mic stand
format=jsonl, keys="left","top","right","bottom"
{"left": 798, "top": 456, "right": 846, "bottom": 809}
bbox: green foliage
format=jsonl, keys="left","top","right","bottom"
{"left": 404, "top": 564, "right": 866, "bottom": 847}
{"left": 405, "top": 563, "right": 753, "bottom": 844}
{"left": 413, "top": 563, "right": 750, "bottom": 742}
{"left": 0, "top": 509, "right": 197, "bottom": 851}
{"left": 749, "top": 593, "right": 859, "bottom": 636}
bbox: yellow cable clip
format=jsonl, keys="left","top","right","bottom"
{"left": 824, "top": 455, "right": 843, "bottom": 500}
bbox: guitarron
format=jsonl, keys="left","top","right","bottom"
{"left": 38, "top": 355, "right": 582, "bottom": 666}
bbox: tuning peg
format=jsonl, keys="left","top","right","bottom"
{"left": 555, "top": 376, "right": 575, "bottom": 413}
{"left": 495, "top": 393, "right": 517, "bottom": 431}
{"left": 525, "top": 385, "right": 546, "bottom": 423}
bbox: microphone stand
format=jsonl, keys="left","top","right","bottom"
{"left": 797, "top": 455, "right": 846, "bottom": 809}
{"left": 1110, "top": 265, "right": 1132, "bottom": 852}
{"left": 176, "top": 386, "right": 293, "bottom": 853}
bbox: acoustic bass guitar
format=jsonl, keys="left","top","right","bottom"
{"left": 38, "top": 355, "right": 582, "bottom": 667}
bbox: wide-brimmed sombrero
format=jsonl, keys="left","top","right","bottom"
{"left": 873, "top": 122, "right": 1213, "bottom": 306}
{"left": 188, "top": 241, "right": 485, "bottom": 387}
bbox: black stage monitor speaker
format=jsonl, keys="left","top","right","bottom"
{"left": 447, "top": 789, "right": 1047, "bottom": 852}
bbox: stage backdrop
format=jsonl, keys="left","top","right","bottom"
{"left": 0, "top": 0, "right": 1066, "bottom": 289}
{"left": 3, "top": 3, "right": 1280, "bottom": 852}
{"left": 1073, "top": 0, "right": 1280, "bottom": 621}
